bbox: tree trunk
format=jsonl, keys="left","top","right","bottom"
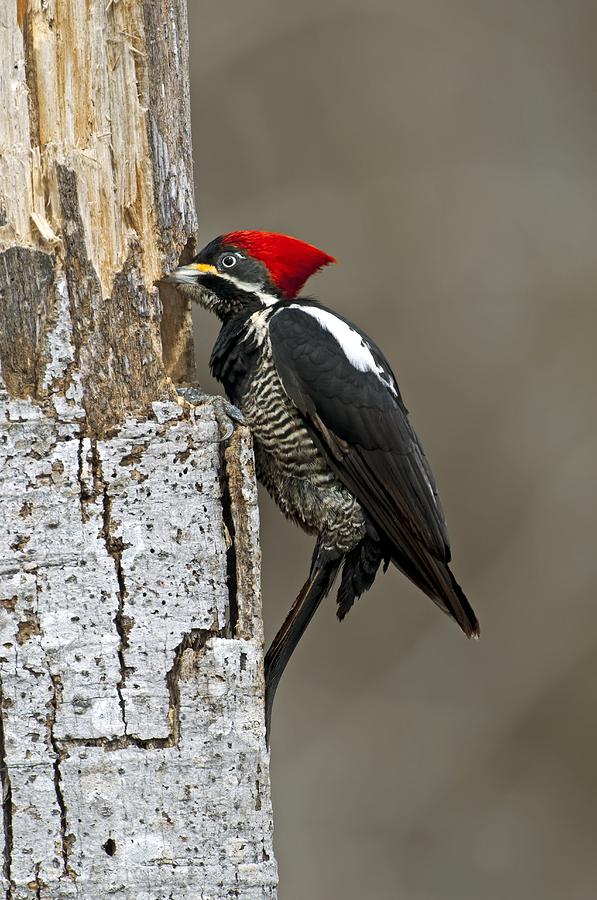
{"left": 0, "top": 2, "right": 277, "bottom": 898}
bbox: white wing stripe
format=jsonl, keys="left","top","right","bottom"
{"left": 285, "top": 304, "right": 397, "bottom": 395}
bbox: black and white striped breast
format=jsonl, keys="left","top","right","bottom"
{"left": 238, "top": 310, "right": 324, "bottom": 480}
{"left": 212, "top": 305, "right": 368, "bottom": 550}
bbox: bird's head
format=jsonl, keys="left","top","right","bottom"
{"left": 164, "top": 230, "right": 336, "bottom": 319}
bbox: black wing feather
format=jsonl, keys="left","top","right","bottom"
{"left": 269, "top": 303, "right": 479, "bottom": 637}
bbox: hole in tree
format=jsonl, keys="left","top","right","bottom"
{"left": 103, "top": 837, "right": 117, "bottom": 856}
{"left": 158, "top": 236, "right": 197, "bottom": 385}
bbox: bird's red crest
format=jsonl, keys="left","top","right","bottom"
{"left": 222, "top": 230, "right": 336, "bottom": 298}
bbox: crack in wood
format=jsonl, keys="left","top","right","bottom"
{"left": 48, "top": 674, "right": 76, "bottom": 879}
{"left": 93, "top": 440, "right": 130, "bottom": 736}
{"left": 52, "top": 628, "right": 217, "bottom": 753}
{"left": 220, "top": 437, "right": 239, "bottom": 640}
{"left": 222, "top": 428, "right": 261, "bottom": 642}
{"left": 76, "top": 434, "right": 88, "bottom": 524}
{"left": 0, "top": 680, "right": 14, "bottom": 899}
{"left": 37, "top": 569, "right": 75, "bottom": 881}
{"left": 33, "top": 866, "right": 42, "bottom": 900}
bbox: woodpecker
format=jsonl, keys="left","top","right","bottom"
{"left": 165, "top": 231, "right": 479, "bottom": 736}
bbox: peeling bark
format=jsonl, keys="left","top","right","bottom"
{"left": 0, "top": 2, "right": 277, "bottom": 897}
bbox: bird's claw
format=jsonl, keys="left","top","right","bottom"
{"left": 176, "top": 386, "right": 245, "bottom": 441}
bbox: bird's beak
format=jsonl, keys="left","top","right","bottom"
{"left": 163, "top": 262, "right": 218, "bottom": 285}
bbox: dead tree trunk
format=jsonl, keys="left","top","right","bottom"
{"left": 0, "top": 2, "right": 277, "bottom": 897}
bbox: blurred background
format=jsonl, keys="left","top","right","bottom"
{"left": 187, "top": 2, "right": 597, "bottom": 898}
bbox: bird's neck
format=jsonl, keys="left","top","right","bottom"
{"left": 209, "top": 308, "right": 268, "bottom": 403}
{"left": 199, "top": 275, "right": 280, "bottom": 322}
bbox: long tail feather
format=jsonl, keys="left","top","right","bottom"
{"left": 264, "top": 560, "right": 340, "bottom": 742}
{"left": 391, "top": 545, "right": 479, "bottom": 639}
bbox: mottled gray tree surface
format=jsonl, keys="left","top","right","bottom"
{"left": 0, "top": 2, "right": 277, "bottom": 898}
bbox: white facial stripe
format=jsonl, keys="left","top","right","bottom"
{"left": 217, "top": 271, "right": 279, "bottom": 307}
{"left": 288, "top": 304, "right": 397, "bottom": 395}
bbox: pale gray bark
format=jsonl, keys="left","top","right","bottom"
{"left": 0, "top": 2, "right": 277, "bottom": 898}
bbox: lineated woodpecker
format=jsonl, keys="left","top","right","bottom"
{"left": 165, "top": 231, "right": 479, "bottom": 737}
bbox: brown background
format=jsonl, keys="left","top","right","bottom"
{"left": 187, "top": 2, "right": 597, "bottom": 898}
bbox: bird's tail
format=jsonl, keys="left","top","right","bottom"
{"left": 438, "top": 564, "right": 479, "bottom": 638}
{"left": 391, "top": 544, "right": 480, "bottom": 639}
{"left": 264, "top": 556, "right": 341, "bottom": 742}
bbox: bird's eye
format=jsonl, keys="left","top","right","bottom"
{"left": 220, "top": 254, "right": 237, "bottom": 269}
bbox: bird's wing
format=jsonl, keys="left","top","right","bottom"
{"left": 268, "top": 302, "right": 451, "bottom": 563}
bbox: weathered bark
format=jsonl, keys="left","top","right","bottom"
{"left": 0, "top": 2, "right": 277, "bottom": 898}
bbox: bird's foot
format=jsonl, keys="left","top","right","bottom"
{"left": 176, "top": 386, "right": 245, "bottom": 441}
